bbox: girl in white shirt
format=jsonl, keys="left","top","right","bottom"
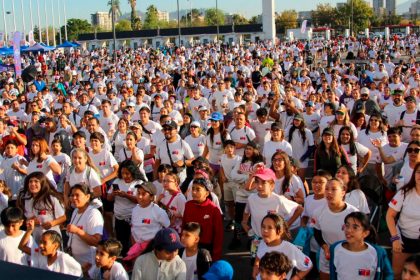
{"left": 107, "top": 160, "right": 144, "bottom": 257}
{"left": 313, "top": 178, "right": 358, "bottom": 279}
{"left": 336, "top": 165, "right": 370, "bottom": 215}
{"left": 66, "top": 184, "right": 104, "bottom": 265}
{"left": 253, "top": 213, "right": 312, "bottom": 280}
{"left": 17, "top": 172, "right": 66, "bottom": 244}
{"left": 18, "top": 224, "right": 82, "bottom": 277}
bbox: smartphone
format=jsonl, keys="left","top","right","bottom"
{"left": 112, "top": 184, "right": 119, "bottom": 191}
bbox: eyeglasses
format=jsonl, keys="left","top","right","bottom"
{"left": 407, "top": 147, "right": 420, "bottom": 154}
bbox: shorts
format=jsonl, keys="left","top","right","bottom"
{"left": 318, "top": 247, "right": 330, "bottom": 274}
{"left": 402, "top": 235, "right": 420, "bottom": 254}
{"left": 224, "top": 181, "right": 239, "bottom": 202}
{"left": 103, "top": 199, "right": 114, "bottom": 212}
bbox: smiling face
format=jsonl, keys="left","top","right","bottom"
{"left": 343, "top": 217, "right": 369, "bottom": 244}
{"left": 39, "top": 234, "right": 59, "bottom": 257}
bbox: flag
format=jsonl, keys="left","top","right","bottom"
{"left": 0, "top": 32, "right": 4, "bottom": 47}
{"left": 28, "top": 30, "right": 35, "bottom": 46}
{"left": 13, "top": 32, "right": 22, "bottom": 76}
{"left": 301, "top": 20, "right": 307, "bottom": 34}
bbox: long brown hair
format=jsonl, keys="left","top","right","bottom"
{"left": 270, "top": 151, "right": 293, "bottom": 195}
{"left": 31, "top": 137, "right": 50, "bottom": 163}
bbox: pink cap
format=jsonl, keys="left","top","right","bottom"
{"left": 253, "top": 164, "right": 276, "bottom": 181}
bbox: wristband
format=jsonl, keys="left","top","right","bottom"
{"left": 390, "top": 235, "right": 400, "bottom": 243}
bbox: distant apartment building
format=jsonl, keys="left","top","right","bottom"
{"left": 91, "top": 12, "right": 113, "bottom": 31}
{"left": 386, "top": 0, "right": 396, "bottom": 15}
{"left": 157, "top": 10, "right": 169, "bottom": 22}
{"left": 337, "top": 2, "right": 347, "bottom": 9}
{"left": 373, "top": 0, "right": 385, "bottom": 15}
{"left": 298, "top": 11, "right": 312, "bottom": 20}
{"left": 409, "top": 0, "right": 420, "bottom": 18}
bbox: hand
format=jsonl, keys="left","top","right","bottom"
{"left": 42, "top": 221, "right": 53, "bottom": 230}
{"left": 392, "top": 240, "right": 403, "bottom": 253}
{"left": 112, "top": 190, "right": 123, "bottom": 197}
{"left": 26, "top": 219, "right": 35, "bottom": 231}
{"left": 174, "top": 160, "right": 184, "bottom": 167}
{"left": 241, "top": 222, "right": 250, "bottom": 233}
{"left": 322, "top": 244, "right": 330, "bottom": 260}
{"left": 11, "top": 162, "right": 20, "bottom": 171}
{"left": 67, "top": 224, "right": 82, "bottom": 235}
{"left": 371, "top": 138, "right": 382, "bottom": 148}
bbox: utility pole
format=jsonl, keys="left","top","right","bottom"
{"left": 111, "top": 0, "right": 117, "bottom": 61}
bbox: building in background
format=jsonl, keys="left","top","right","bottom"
{"left": 373, "top": 0, "right": 386, "bottom": 15}
{"left": 157, "top": 10, "right": 169, "bottom": 22}
{"left": 91, "top": 12, "right": 113, "bottom": 31}
{"left": 409, "top": 0, "right": 420, "bottom": 18}
{"left": 386, "top": 0, "right": 397, "bottom": 15}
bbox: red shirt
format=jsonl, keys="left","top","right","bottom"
{"left": 182, "top": 198, "right": 223, "bottom": 261}
{"left": 2, "top": 134, "right": 27, "bottom": 156}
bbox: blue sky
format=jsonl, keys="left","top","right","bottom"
{"left": 1, "top": 0, "right": 344, "bottom": 33}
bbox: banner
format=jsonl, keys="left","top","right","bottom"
{"left": 20, "top": 32, "right": 26, "bottom": 45}
{"left": 301, "top": 20, "right": 307, "bottom": 34}
{"left": 28, "top": 30, "right": 35, "bottom": 46}
{"left": 9, "top": 32, "right": 14, "bottom": 46}
{"left": 13, "top": 32, "right": 22, "bottom": 77}
{"left": 0, "top": 32, "right": 4, "bottom": 47}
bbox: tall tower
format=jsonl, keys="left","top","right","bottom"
{"left": 373, "top": 0, "right": 385, "bottom": 15}
{"left": 262, "top": 0, "right": 276, "bottom": 42}
{"left": 386, "top": 0, "right": 396, "bottom": 15}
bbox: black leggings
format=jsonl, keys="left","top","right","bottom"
{"left": 115, "top": 218, "right": 131, "bottom": 257}
{"left": 235, "top": 202, "right": 247, "bottom": 228}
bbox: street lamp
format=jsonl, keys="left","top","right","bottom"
{"left": 177, "top": 0, "right": 181, "bottom": 46}
{"left": 216, "top": 0, "right": 219, "bottom": 43}
{"left": 111, "top": 0, "right": 117, "bottom": 61}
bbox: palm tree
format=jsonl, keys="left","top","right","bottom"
{"left": 128, "top": 0, "right": 141, "bottom": 30}
{"left": 108, "top": 0, "right": 122, "bottom": 20}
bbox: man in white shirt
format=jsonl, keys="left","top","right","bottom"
{"left": 384, "top": 89, "right": 406, "bottom": 128}
{"left": 397, "top": 95, "right": 420, "bottom": 142}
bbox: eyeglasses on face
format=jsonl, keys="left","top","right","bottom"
{"left": 407, "top": 147, "right": 420, "bottom": 154}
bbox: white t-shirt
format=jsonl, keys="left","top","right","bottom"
{"left": 381, "top": 143, "right": 408, "bottom": 183}
{"left": 384, "top": 103, "right": 405, "bottom": 128}
{"left": 0, "top": 230, "right": 31, "bottom": 265}
{"left": 67, "top": 206, "right": 104, "bottom": 265}
{"left": 332, "top": 242, "right": 378, "bottom": 280}
{"left": 109, "top": 179, "right": 141, "bottom": 220}
{"left": 250, "top": 120, "right": 273, "bottom": 149}
{"left": 205, "top": 133, "right": 231, "bottom": 165}
{"left": 220, "top": 154, "right": 242, "bottom": 182}
{"left": 31, "top": 248, "right": 82, "bottom": 277}
{"left": 388, "top": 189, "right": 420, "bottom": 239}
{"left": 400, "top": 110, "right": 419, "bottom": 141}
{"left": 184, "top": 134, "right": 206, "bottom": 158}
{"left": 342, "top": 143, "right": 370, "bottom": 173}
{"left": 89, "top": 149, "right": 118, "bottom": 179}
{"left": 160, "top": 191, "right": 186, "bottom": 233}
{"left": 303, "top": 195, "right": 327, "bottom": 252}
{"left": 263, "top": 140, "right": 293, "bottom": 167}
{"left": 256, "top": 240, "right": 312, "bottom": 280}
{"left": 274, "top": 175, "right": 304, "bottom": 199}
{"left": 246, "top": 193, "right": 301, "bottom": 236}
{"left": 24, "top": 196, "right": 65, "bottom": 243}
{"left": 313, "top": 203, "right": 358, "bottom": 245}
{"left": 229, "top": 125, "right": 257, "bottom": 156}
{"left": 27, "top": 155, "right": 59, "bottom": 188}
{"left": 88, "top": 261, "right": 129, "bottom": 280}
{"left": 66, "top": 166, "right": 103, "bottom": 208}
{"left": 131, "top": 203, "right": 170, "bottom": 243}
{"left": 285, "top": 127, "right": 314, "bottom": 168}
{"left": 345, "top": 189, "right": 370, "bottom": 214}
{"left": 357, "top": 130, "right": 388, "bottom": 164}
{"left": 182, "top": 251, "right": 198, "bottom": 280}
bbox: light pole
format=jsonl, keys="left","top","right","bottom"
{"left": 216, "top": 0, "right": 219, "bottom": 43}
{"left": 177, "top": 0, "right": 181, "bottom": 46}
{"left": 351, "top": 0, "right": 354, "bottom": 36}
{"left": 2, "top": 0, "right": 7, "bottom": 43}
{"left": 111, "top": 0, "right": 117, "bottom": 61}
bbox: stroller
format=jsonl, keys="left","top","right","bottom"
{"left": 358, "top": 174, "right": 385, "bottom": 231}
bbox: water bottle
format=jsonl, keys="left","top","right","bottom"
{"left": 396, "top": 175, "right": 404, "bottom": 190}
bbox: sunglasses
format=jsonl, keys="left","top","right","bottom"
{"left": 407, "top": 147, "right": 420, "bottom": 154}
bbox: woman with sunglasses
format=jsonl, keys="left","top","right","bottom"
{"left": 396, "top": 141, "right": 420, "bottom": 188}
{"left": 357, "top": 113, "right": 388, "bottom": 178}
{"left": 386, "top": 162, "right": 420, "bottom": 279}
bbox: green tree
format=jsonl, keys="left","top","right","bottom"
{"left": 311, "top": 4, "right": 338, "bottom": 27}
{"left": 108, "top": 0, "right": 122, "bottom": 19}
{"left": 249, "top": 15, "right": 261, "bottom": 24}
{"left": 143, "top": 5, "right": 159, "bottom": 29}
{"left": 276, "top": 10, "right": 298, "bottom": 34}
{"left": 336, "top": 0, "right": 373, "bottom": 34}
{"left": 232, "top": 14, "right": 249, "bottom": 25}
{"left": 61, "top": 18, "right": 93, "bottom": 41}
{"left": 205, "top": 8, "right": 225, "bottom": 26}
{"left": 128, "top": 0, "right": 141, "bottom": 30}
{"left": 181, "top": 8, "right": 202, "bottom": 26}
{"left": 115, "top": 19, "right": 132, "bottom": 31}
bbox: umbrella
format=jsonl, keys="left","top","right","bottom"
{"left": 0, "top": 47, "right": 13, "bottom": 56}
{"left": 22, "top": 43, "right": 55, "bottom": 52}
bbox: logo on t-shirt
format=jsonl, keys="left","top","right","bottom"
{"left": 391, "top": 199, "right": 398, "bottom": 205}
{"left": 358, "top": 269, "right": 371, "bottom": 276}
{"left": 240, "top": 137, "right": 246, "bottom": 140}
{"left": 142, "top": 219, "right": 151, "bottom": 224}
{"left": 38, "top": 210, "right": 47, "bottom": 215}
{"left": 304, "top": 256, "right": 310, "bottom": 266}
{"left": 99, "top": 161, "right": 106, "bottom": 166}
{"left": 267, "top": 210, "right": 277, "bottom": 215}
{"left": 127, "top": 190, "right": 133, "bottom": 195}
{"left": 172, "top": 151, "right": 179, "bottom": 155}
{"left": 36, "top": 164, "right": 43, "bottom": 168}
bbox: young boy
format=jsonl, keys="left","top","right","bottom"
{"left": 301, "top": 169, "right": 332, "bottom": 278}
{"left": 132, "top": 228, "right": 186, "bottom": 280}
{"left": 87, "top": 239, "right": 129, "bottom": 280}
{"left": 258, "top": 252, "right": 293, "bottom": 280}
{"left": 219, "top": 140, "right": 242, "bottom": 247}
{"left": 180, "top": 222, "right": 212, "bottom": 280}
{"left": 0, "top": 207, "right": 31, "bottom": 265}
{"left": 51, "top": 139, "right": 72, "bottom": 193}
{"left": 0, "top": 140, "right": 26, "bottom": 199}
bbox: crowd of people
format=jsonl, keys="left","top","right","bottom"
{"left": 0, "top": 33, "right": 419, "bottom": 280}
